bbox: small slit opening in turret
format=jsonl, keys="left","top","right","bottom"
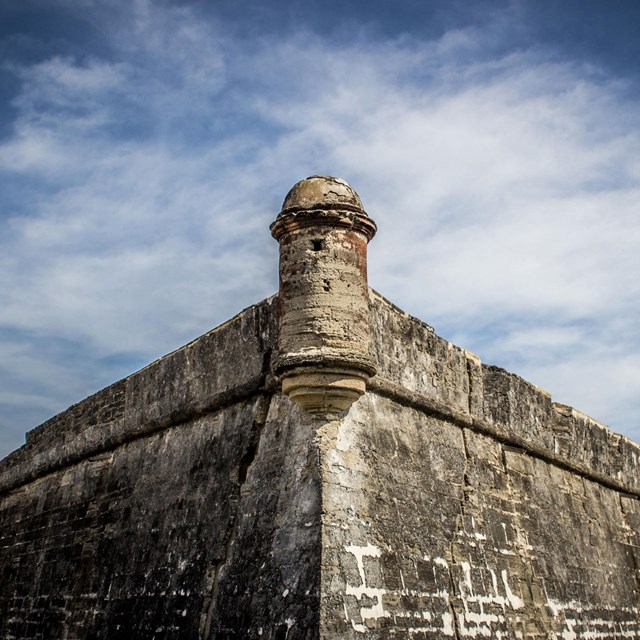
{"left": 311, "top": 239, "right": 323, "bottom": 251}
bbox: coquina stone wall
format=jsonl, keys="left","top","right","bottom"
{"left": 0, "top": 298, "right": 322, "bottom": 639}
{"left": 319, "top": 290, "right": 640, "bottom": 639}
{"left": 0, "top": 290, "right": 639, "bottom": 639}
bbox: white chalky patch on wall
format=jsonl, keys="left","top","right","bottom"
{"left": 344, "top": 544, "right": 388, "bottom": 633}
{"left": 546, "top": 598, "right": 640, "bottom": 639}
{"left": 501, "top": 570, "right": 524, "bottom": 610}
{"left": 341, "top": 544, "right": 640, "bottom": 637}
{"left": 343, "top": 546, "right": 455, "bottom": 635}
{"left": 454, "top": 561, "right": 528, "bottom": 636}
{"left": 340, "top": 545, "right": 539, "bottom": 636}
{"left": 336, "top": 420, "right": 356, "bottom": 452}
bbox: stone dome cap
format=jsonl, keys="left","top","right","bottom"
{"left": 271, "top": 175, "right": 376, "bottom": 242}
{"left": 281, "top": 175, "right": 365, "bottom": 214}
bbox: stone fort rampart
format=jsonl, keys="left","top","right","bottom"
{"left": 0, "top": 176, "right": 638, "bottom": 639}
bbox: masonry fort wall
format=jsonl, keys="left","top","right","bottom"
{"left": 1, "top": 174, "right": 639, "bottom": 639}
{"left": 0, "top": 290, "right": 638, "bottom": 638}
{"left": 0, "top": 298, "right": 322, "bottom": 639}
{"left": 319, "top": 290, "right": 640, "bottom": 638}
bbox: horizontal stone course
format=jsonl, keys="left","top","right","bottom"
{"left": 368, "top": 290, "right": 640, "bottom": 496}
{"left": 0, "top": 297, "right": 277, "bottom": 495}
{"left": 4, "top": 291, "right": 637, "bottom": 499}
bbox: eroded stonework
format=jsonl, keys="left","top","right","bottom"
{"left": 320, "top": 393, "right": 640, "bottom": 638}
{"left": 0, "top": 176, "right": 638, "bottom": 638}
{"left": 271, "top": 175, "right": 377, "bottom": 416}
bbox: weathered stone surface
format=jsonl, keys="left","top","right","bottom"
{"left": 0, "top": 396, "right": 321, "bottom": 640}
{"left": 0, "top": 380, "right": 127, "bottom": 495}
{"left": 209, "top": 396, "right": 321, "bottom": 639}
{"left": 368, "top": 289, "right": 469, "bottom": 415}
{"left": 0, "top": 297, "right": 277, "bottom": 495}
{"left": 368, "top": 290, "right": 640, "bottom": 496}
{"left": 1, "top": 175, "right": 639, "bottom": 638}
{"left": 271, "top": 176, "right": 377, "bottom": 415}
{"left": 320, "top": 395, "right": 640, "bottom": 638}
{"left": 0, "top": 295, "right": 323, "bottom": 640}
{"left": 318, "top": 394, "right": 466, "bottom": 638}
{"left": 480, "top": 364, "right": 556, "bottom": 452}
{"left": 280, "top": 175, "right": 365, "bottom": 212}
{"left": 1, "top": 289, "right": 639, "bottom": 639}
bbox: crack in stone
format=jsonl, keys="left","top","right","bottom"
{"left": 447, "top": 566, "right": 463, "bottom": 640}
{"left": 199, "top": 393, "right": 273, "bottom": 639}
{"left": 446, "top": 427, "right": 471, "bottom": 640}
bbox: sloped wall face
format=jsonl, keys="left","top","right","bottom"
{"left": 0, "top": 299, "right": 322, "bottom": 640}
{"left": 2, "top": 288, "right": 639, "bottom": 639}
{"left": 0, "top": 401, "right": 253, "bottom": 638}
{"left": 318, "top": 293, "right": 640, "bottom": 639}
{"left": 209, "top": 395, "right": 322, "bottom": 640}
{"left": 0, "top": 396, "right": 321, "bottom": 640}
{"left": 320, "top": 395, "right": 640, "bottom": 639}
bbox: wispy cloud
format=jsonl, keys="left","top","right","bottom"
{"left": 1, "top": 0, "right": 639, "bottom": 455}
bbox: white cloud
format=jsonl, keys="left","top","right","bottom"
{"left": 1, "top": 2, "right": 639, "bottom": 455}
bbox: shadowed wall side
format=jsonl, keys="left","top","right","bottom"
{"left": 0, "top": 299, "right": 322, "bottom": 640}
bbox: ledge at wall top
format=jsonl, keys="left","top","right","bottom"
{"left": 0, "top": 289, "right": 638, "bottom": 497}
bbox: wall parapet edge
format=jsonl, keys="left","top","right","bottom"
{"left": 2, "top": 288, "right": 638, "bottom": 499}
{"left": 0, "top": 297, "right": 278, "bottom": 495}
{"left": 368, "top": 289, "right": 640, "bottom": 496}
{"left": 368, "top": 376, "right": 640, "bottom": 497}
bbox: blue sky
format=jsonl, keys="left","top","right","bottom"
{"left": 1, "top": 0, "right": 640, "bottom": 458}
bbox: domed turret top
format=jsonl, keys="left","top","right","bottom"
{"left": 281, "top": 175, "right": 365, "bottom": 214}
{"left": 271, "top": 174, "right": 376, "bottom": 242}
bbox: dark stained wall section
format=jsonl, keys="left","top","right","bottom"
{"left": 0, "top": 291, "right": 639, "bottom": 639}
{"left": 0, "top": 296, "right": 276, "bottom": 496}
{"left": 1, "top": 402, "right": 262, "bottom": 639}
{"left": 0, "top": 298, "right": 322, "bottom": 640}
{"left": 209, "top": 396, "right": 321, "bottom": 640}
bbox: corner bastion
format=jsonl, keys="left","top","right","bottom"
{"left": 0, "top": 177, "right": 638, "bottom": 639}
